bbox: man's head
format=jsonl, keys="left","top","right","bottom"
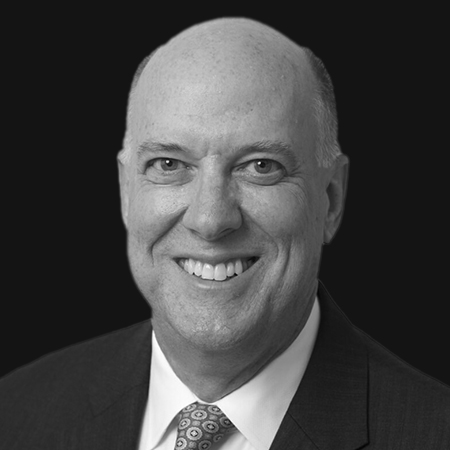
{"left": 118, "top": 18, "right": 348, "bottom": 369}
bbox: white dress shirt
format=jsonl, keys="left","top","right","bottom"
{"left": 138, "top": 298, "right": 320, "bottom": 450}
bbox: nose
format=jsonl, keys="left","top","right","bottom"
{"left": 182, "top": 171, "right": 242, "bottom": 241}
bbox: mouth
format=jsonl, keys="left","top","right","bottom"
{"left": 177, "top": 257, "right": 259, "bottom": 281}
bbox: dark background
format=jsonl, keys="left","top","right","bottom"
{"left": 3, "top": 7, "right": 448, "bottom": 385}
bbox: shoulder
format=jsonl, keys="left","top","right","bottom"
{"left": 357, "top": 326, "right": 450, "bottom": 445}
{"left": 357, "top": 324, "right": 450, "bottom": 403}
{"left": 316, "top": 282, "right": 450, "bottom": 447}
{"left": 0, "top": 320, "right": 152, "bottom": 438}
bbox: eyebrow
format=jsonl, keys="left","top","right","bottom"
{"left": 137, "top": 139, "right": 298, "bottom": 165}
{"left": 238, "top": 140, "right": 295, "bottom": 157}
{"left": 137, "top": 141, "right": 187, "bottom": 161}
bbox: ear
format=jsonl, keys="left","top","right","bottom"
{"left": 323, "top": 154, "right": 349, "bottom": 244}
{"left": 117, "top": 157, "right": 130, "bottom": 228}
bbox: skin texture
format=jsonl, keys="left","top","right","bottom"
{"left": 118, "top": 18, "right": 348, "bottom": 401}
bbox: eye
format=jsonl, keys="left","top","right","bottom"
{"left": 252, "top": 159, "right": 276, "bottom": 174}
{"left": 144, "top": 158, "right": 192, "bottom": 185}
{"left": 244, "top": 159, "right": 284, "bottom": 175}
{"left": 150, "top": 158, "right": 182, "bottom": 171}
{"left": 235, "top": 158, "right": 285, "bottom": 185}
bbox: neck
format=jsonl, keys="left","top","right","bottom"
{"left": 154, "top": 300, "right": 315, "bottom": 402}
{"left": 159, "top": 339, "right": 276, "bottom": 402}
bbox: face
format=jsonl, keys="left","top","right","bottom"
{"left": 119, "top": 45, "right": 344, "bottom": 362}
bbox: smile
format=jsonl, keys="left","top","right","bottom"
{"left": 177, "top": 257, "right": 258, "bottom": 281}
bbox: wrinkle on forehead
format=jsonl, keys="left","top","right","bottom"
{"left": 130, "top": 18, "right": 316, "bottom": 144}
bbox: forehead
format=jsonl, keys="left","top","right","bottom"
{"left": 129, "top": 20, "right": 317, "bottom": 159}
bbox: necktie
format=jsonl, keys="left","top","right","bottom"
{"left": 174, "top": 402, "right": 236, "bottom": 450}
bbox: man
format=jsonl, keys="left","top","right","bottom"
{"left": 1, "top": 17, "right": 449, "bottom": 449}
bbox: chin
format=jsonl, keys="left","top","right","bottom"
{"left": 157, "top": 303, "right": 265, "bottom": 353}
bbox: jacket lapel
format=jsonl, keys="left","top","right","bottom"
{"left": 268, "top": 412, "right": 323, "bottom": 450}
{"left": 60, "top": 320, "right": 153, "bottom": 449}
{"left": 270, "top": 282, "right": 369, "bottom": 450}
{"left": 60, "top": 383, "right": 149, "bottom": 449}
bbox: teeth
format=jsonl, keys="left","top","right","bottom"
{"left": 179, "top": 258, "right": 256, "bottom": 281}
{"left": 194, "top": 261, "right": 203, "bottom": 277}
{"left": 202, "top": 263, "right": 214, "bottom": 280}
{"left": 214, "top": 263, "right": 227, "bottom": 281}
{"left": 226, "top": 261, "right": 235, "bottom": 277}
{"left": 235, "top": 259, "right": 243, "bottom": 275}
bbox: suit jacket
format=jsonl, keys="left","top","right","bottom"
{"left": 1, "top": 283, "right": 449, "bottom": 449}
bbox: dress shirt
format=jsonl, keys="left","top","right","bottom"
{"left": 138, "top": 297, "right": 320, "bottom": 450}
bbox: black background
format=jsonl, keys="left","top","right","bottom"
{"left": 3, "top": 7, "right": 449, "bottom": 385}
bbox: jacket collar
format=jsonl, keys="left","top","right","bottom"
{"left": 58, "top": 321, "right": 153, "bottom": 448}
{"left": 88, "top": 319, "right": 153, "bottom": 417}
{"left": 271, "top": 282, "right": 369, "bottom": 450}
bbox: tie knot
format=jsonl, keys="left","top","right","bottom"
{"left": 175, "top": 402, "right": 236, "bottom": 450}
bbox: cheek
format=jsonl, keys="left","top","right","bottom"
{"left": 128, "top": 186, "right": 188, "bottom": 243}
{"left": 242, "top": 184, "right": 323, "bottom": 286}
{"left": 241, "top": 185, "right": 310, "bottom": 243}
{"left": 126, "top": 187, "right": 189, "bottom": 297}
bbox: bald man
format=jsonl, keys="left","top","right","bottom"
{"left": 1, "top": 18, "right": 449, "bottom": 450}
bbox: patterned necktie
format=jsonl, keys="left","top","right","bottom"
{"left": 174, "top": 402, "right": 237, "bottom": 450}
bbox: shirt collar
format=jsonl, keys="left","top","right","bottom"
{"left": 146, "top": 333, "right": 198, "bottom": 449}
{"left": 147, "top": 297, "right": 320, "bottom": 450}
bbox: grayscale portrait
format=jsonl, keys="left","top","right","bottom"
{"left": 2, "top": 14, "right": 449, "bottom": 450}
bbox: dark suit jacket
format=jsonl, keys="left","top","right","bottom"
{"left": 1, "top": 283, "right": 449, "bottom": 449}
